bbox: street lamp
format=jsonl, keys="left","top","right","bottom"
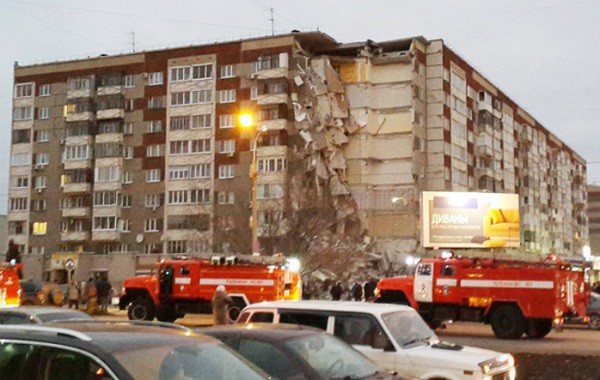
{"left": 238, "top": 112, "right": 268, "bottom": 254}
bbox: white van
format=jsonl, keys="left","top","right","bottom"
{"left": 238, "top": 301, "right": 516, "bottom": 380}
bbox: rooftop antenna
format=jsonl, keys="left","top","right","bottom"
{"left": 129, "top": 32, "right": 136, "bottom": 52}
{"left": 269, "top": 7, "right": 275, "bottom": 35}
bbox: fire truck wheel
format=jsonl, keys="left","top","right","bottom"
{"left": 490, "top": 304, "right": 526, "bottom": 339}
{"left": 526, "top": 318, "right": 552, "bottom": 339}
{"left": 589, "top": 314, "right": 600, "bottom": 330}
{"left": 128, "top": 298, "right": 156, "bottom": 321}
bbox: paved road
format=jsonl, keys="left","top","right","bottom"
{"left": 438, "top": 322, "right": 600, "bottom": 356}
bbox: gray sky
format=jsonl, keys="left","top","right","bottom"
{"left": 1, "top": 0, "right": 600, "bottom": 214}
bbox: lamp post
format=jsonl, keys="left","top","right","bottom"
{"left": 239, "top": 113, "right": 267, "bottom": 254}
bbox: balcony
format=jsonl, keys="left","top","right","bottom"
{"left": 61, "top": 231, "right": 90, "bottom": 242}
{"left": 62, "top": 207, "right": 91, "bottom": 218}
{"left": 252, "top": 53, "right": 289, "bottom": 80}
{"left": 475, "top": 145, "right": 493, "bottom": 157}
{"left": 63, "top": 183, "right": 92, "bottom": 194}
{"left": 257, "top": 145, "right": 288, "bottom": 157}
{"left": 97, "top": 109, "right": 125, "bottom": 120}
{"left": 65, "top": 111, "right": 93, "bottom": 123}
{"left": 67, "top": 88, "right": 93, "bottom": 99}
{"left": 92, "top": 230, "right": 121, "bottom": 241}
{"left": 256, "top": 93, "right": 289, "bottom": 106}
{"left": 260, "top": 119, "right": 290, "bottom": 131}
{"left": 475, "top": 167, "right": 494, "bottom": 179}
{"left": 63, "top": 159, "right": 93, "bottom": 171}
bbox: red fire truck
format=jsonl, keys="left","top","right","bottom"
{"left": 120, "top": 255, "right": 301, "bottom": 322}
{"left": 376, "top": 254, "right": 590, "bottom": 339}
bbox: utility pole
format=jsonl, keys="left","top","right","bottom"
{"left": 269, "top": 8, "right": 275, "bottom": 35}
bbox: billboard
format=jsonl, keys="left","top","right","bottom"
{"left": 422, "top": 191, "right": 520, "bottom": 249}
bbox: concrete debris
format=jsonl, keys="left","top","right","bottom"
{"left": 299, "top": 130, "right": 313, "bottom": 145}
{"left": 294, "top": 76, "right": 304, "bottom": 86}
{"left": 293, "top": 102, "right": 307, "bottom": 122}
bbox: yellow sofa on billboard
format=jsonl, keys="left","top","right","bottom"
{"left": 484, "top": 209, "right": 520, "bottom": 241}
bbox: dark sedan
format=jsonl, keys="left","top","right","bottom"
{"left": 0, "top": 307, "right": 93, "bottom": 324}
{"left": 203, "top": 323, "right": 405, "bottom": 380}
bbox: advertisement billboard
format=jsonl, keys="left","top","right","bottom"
{"left": 422, "top": 191, "right": 520, "bottom": 249}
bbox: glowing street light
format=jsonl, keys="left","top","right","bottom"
{"left": 238, "top": 112, "right": 268, "bottom": 254}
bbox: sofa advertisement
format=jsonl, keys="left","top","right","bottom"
{"left": 422, "top": 191, "right": 520, "bottom": 249}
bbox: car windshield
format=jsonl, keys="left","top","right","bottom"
{"left": 381, "top": 310, "right": 436, "bottom": 347}
{"left": 285, "top": 333, "right": 381, "bottom": 379}
{"left": 37, "top": 312, "right": 94, "bottom": 323}
{"left": 111, "top": 341, "right": 267, "bottom": 380}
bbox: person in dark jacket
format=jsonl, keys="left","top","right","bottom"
{"left": 96, "top": 275, "right": 112, "bottom": 313}
{"left": 330, "top": 282, "right": 343, "bottom": 301}
{"left": 364, "top": 279, "right": 378, "bottom": 301}
{"left": 351, "top": 282, "right": 363, "bottom": 301}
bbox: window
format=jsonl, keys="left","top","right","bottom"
{"left": 11, "top": 153, "right": 31, "bottom": 166}
{"left": 218, "top": 191, "right": 235, "bottom": 204}
{"left": 123, "top": 171, "right": 132, "bottom": 184}
{"left": 145, "top": 243, "right": 159, "bottom": 254}
{"left": 170, "top": 116, "right": 190, "bottom": 130}
{"left": 169, "top": 140, "right": 188, "bottom": 155}
{"left": 98, "top": 121, "right": 122, "bottom": 134}
{"left": 13, "top": 106, "right": 32, "bottom": 121}
{"left": 267, "top": 82, "right": 286, "bottom": 94}
{"left": 451, "top": 119, "right": 467, "bottom": 139}
{"left": 168, "top": 165, "right": 189, "bottom": 180}
{"left": 68, "top": 77, "right": 92, "bottom": 91}
{"left": 95, "top": 167, "right": 120, "bottom": 182}
{"left": 148, "top": 96, "right": 164, "bottom": 109}
{"left": 440, "top": 265, "right": 456, "bottom": 276}
{"left": 10, "top": 198, "right": 28, "bottom": 211}
{"left": 192, "top": 90, "right": 212, "bottom": 104}
{"left": 93, "top": 216, "right": 118, "bottom": 230}
{"left": 146, "top": 169, "right": 161, "bottom": 182}
{"left": 120, "top": 219, "right": 131, "bottom": 232}
{"left": 147, "top": 145, "right": 162, "bottom": 157}
{"left": 217, "top": 140, "right": 235, "bottom": 154}
{"left": 122, "top": 195, "right": 132, "bottom": 208}
{"left": 257, "top": 184, "right": 284, "bottom": 199}
{"left": 32, "top": 199, "right": 47, "bottom": 212}
{"left": 37, "top": 130, "right": 50, "bottom": 142}
{"left": 219, "top": 89, "right": 236, "bottom": 104}
{"left": 168, "top": 240, "right": 187, "bottom": 254}
{"left": 148, "top": 72, "right": 163, "bottom": 85}
{"left": 124, "top": 75, "right": 135, "bottom": 88}
{"left": 279, "top": 312, "right": 328, "bottom": 330}
{"left": 8, "top": 221, "right": 25, "bottom": 235}
{"left": 32, "top": 222, "right": 47, "bottom": 235}
{"left": 93, "top": 191, "right": 119, "bottom": 206}
{"left": 145, "top": 194, "right": 162, "bottom": 208}
{"left": 11, "top": 176, "right": 29, "bottom": 188}
{"left": 220, "top": 64, "right": 235, "bottom": 78}
{"left": 169, "top": 139, "right": 211, "bottom": 154}
{"left": 15, "top": 83, "right": 33, "bottom": 98}
{"left": 190, "top": 189, "right": 210, "bottom": 204}
{"left": 333, "top": 314, "right": 390, "bottom": 347}
{"left": 451, "top": 96, "right": 467, "bottom": 115}
{"left": 451, "top": 70, "right": 467, "bottom": 92}
{"left": 238, "top": 339, "right": 302, "bottom": 380}
{"left": 219, "top": 114, "right": 234, "bottom": 129}
{"left": 35, "top": 153, "right": 49, "bottom": 166}
{"left": 167, "top": 190, "right": 209, "bottom": 204}
{"left": 248, "top": 312, "right": 274, "bottom": 323}
{"left": 95, "top": 143, "right": 123, "bottom": 158}
{"left": 126, "top": 99, "right": 135, "bottom": 111}
{"left": 453, "top": 168, "right": 468, "bottom": 186}
{"left": 39, "top": 84, "right": 51, "bottom": 96}
{"left": 251, "top": 86, "right": 258, "bottom": 100}
{"left": 192, "top": 64, "right": 213, "bottom": 80}
{"left": 38, "top": 107, "right": 50, "bottom": 120}
{"left": 170, "top": 66, "right": 191, "bottom": 82}
{"left": 170, "top": 90, "right": 212, "bottom": 106}
{"left": 257, "top": 158, "right": 287, "bottom": 173}
{"left": 124, "top": 147, "right": 134, "bottom": 159}
{"left": 190, "top": 163, "right": 211, "bottom": 179}
{"left": 64, "top": 145, "right": 91, "bottom": 160}
{"left": 145, "top": 219, "right": 158, "bottom": 232}
{"left": 191, "top": 114, "right": 211, "bottom": 129}
{"left": 452, "top": 144, "right": 467, "bottom": 161}
{"left": 219, "top": 165, "right": 234, "bottom": 179}
{"left": 124, "top": 122, "right": 133, "bottom": 134}
{"left": 34, "top": 176, "right": 47, "bottom": 189}
{"left": 148, "top": 121, "right": 163, "bottom": 133}
{"left": 254, "top": 54, "right": 280, "bottom": 72}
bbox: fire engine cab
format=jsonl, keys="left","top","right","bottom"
{"left": 120, "top": 255, "right": 301, "bottom": 322}
{"left": 0, "top": 262, "right": 22, "bottom": 309}
{"left": 376, "top": 254, "right": 590, "bottom": 339}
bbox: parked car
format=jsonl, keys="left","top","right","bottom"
{"left": 19, "top": 280, "right": 44, "bottom": 306}
{"left": 564, "top": 292, "right": 600, "bottom": 329}
{"left": 204, "top": 323, "right": 404, "bottom": 380}
{"left": 0, "top": 321, "right": 271, "bottom": 380}
{"left": 238, "top": 301, "right": 516, "bottom": 380}
{"left": 0, "top": 307, "right": 93, "bottom": 324}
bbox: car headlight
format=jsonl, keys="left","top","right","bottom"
{"left": 478, "top": 354, "right": 515, "bottom": 374}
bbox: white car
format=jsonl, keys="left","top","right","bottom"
{"left": 238, "top": 301, "right": 516, "bottom": 380}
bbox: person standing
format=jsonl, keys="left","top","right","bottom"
{"left": 97, "top": 275, "right": 112, "bottom": 313}
{"left": 67, "top": 281, "right": 80, "bottom": 309}
{"left": 212, "top": 285, "right": 233, "bottom": 325}
{"left": 330, "top": 282, "right": 343, "bottom": 301}
{"left": 364, "top": 279, "right": 378, "bottom": 302}
{"left": 351, "top": 282, "right": 363, "bottom": 301}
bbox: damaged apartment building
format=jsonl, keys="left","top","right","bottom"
{"left": 8, "top": 31, "right": 588, "bottom": 282}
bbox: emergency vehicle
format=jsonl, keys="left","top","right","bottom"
{"left": 0, "top": 263, "right": 22, "bottom": 308}
{"left": 120, "top": 255, "right": 301, "bottom": 322}
{"left": 376, "top": 254, "right": 590, "bottom": 339}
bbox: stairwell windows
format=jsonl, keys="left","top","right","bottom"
{"left": 147, "top": 145, "right": 163, "bottom": 157}
{"left": 220, "top": 65, "right": 235, "bottom": 78}
{"left": 124, "top": 75, "right": 135, "bottom": 88}
{"left": 39, "top": 84, "right": 51, "bottom": 97}
{"left": 219, "top": 114, "right": 234, "bottom": 129}
{"left": 218, "top": 165, "right": 234, "bottom": 179}
{"left": 219, "top": 90, "right": 236, "bottom": 104}
{"left": 218, "top": 191, "right": 235, "bottom": 204}
{"left": 145, "top": 194, "right": 162, "bottom": 208}
{"left": 38, "top": 107, "right": 50, "bottom": 120}
{"left": 217, "top": 140, "right": 235, "bottom": 154}
{"left": 145, "top": 219, "right": 158, "bottom": 232}
{"left": 148, "top": 72, "right": 163, "bottom": 86}
{"left": 148, "top": 121, "right": 163, "bottom": 133}
{"left": 146, "top": 169, "right": 161, "bottom": 182}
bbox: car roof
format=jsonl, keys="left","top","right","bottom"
{"left": 203, "top": 323, "right": 321, "bottom": 342}
{"left": 1, "top": 307, "right": 89, "bottom": 317}
{"left": 244, "top": 300, "right": 413, "bottom": 315}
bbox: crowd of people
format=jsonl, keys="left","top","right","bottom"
{"left": 302, "top": 278, "right": 379, "bottom": 302}
{"left": 66, "top": 275, "right": 114, "bottom": 314}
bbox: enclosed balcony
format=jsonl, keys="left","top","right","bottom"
{"left": 97, "top": 74, "right": 124, "bottom": 96}
{"left": 96, "top": 95, "right": 125, "bottom": 120}
{"left": 251, "top": 53, "right": 289, "bottom": 80}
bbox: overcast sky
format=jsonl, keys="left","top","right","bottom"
{"left": 1, "top": 0, "right": 599, "bottom": 214}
